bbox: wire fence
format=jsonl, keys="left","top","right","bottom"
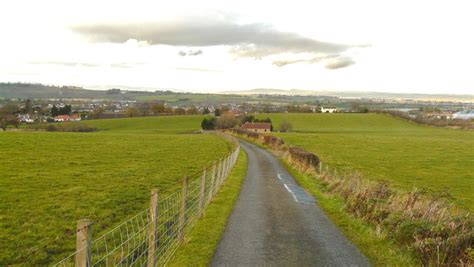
{"left": 55, "top": 133, "right": 240, "bottom": 267}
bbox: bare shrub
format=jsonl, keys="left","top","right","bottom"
{"left": 314, "top": 167, "right": 474, "bottom": 266}
{"left": 45, "top": 123, "right": 97, "bottom": 132}
{"left": 215, "top": 112, "right": 238, "bottom": 129}
{"left": 279, "top": 120, "right": 293, "bottom": 132}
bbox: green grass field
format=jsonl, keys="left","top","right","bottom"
{"left": 0, "top": 116, "right": 232, "bottom": 265}
{"left": 259, "top": 113, "right": 474, "bottom": 211}
{"left": 81, "top": 115, "right": 205, "bottom": 134}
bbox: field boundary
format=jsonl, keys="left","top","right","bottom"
{"left": 54, "top": 132, "right": 240, "bottom": 267}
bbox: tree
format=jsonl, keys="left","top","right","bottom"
{"left": 0, "top": 103, "right": 19, "bottom": 116}
{"left": 201, "top": 117, "right": 216, "bottom": 130}
{"left": 126, "top": 107, "right": 138, "bottom": 117}
{"left": 214, "top": 108, "right": 222, "bottom": 117}
{"left": 279, "top": 120, "right": 293, "bottom": 132}
{"left": 59, "top": 105, "right": 72, "bottom": 115}
{"left": 187, "top": 107, "right": 199, "bottom": 115}
{"left": 106, "top": 88, "right": 121, "bottom": 94}
{"left": 91, "top": 107, "right": 104, "bottom": 119}
{"left": 150, "top": 103, "right": 165, "bottom": 115}
{"left": 203, "top": 107, "right": 210, "bottom": 114}
{"left": 215, "top": 112, "right": 238, "bottom": 129}
{"left": 254, "top": 117, "right": 272, "bottom": 123}
{"left": 24, "top": 99, "right": 32, "bottom": 114}
{"left": 240, "top": 115, "right": 255, "bottom": 124}
{"left": 0, "top": 104, "right": 20, "bottom": 131}
{"left": 175, "top": 107, "right": 186, "bottom": 115}
{"left": 51, "top": 105, "right": 59, "bottom": 117}
{"left": 351, "top": 104, "right": 369, "bottom": 113}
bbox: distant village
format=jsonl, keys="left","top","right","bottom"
{"left": 0, "top": 98, "right": 343, "bottom": 125}
{"left": 1, "top": 88, "right": 473, "bottom": 130}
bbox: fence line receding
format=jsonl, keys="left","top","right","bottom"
{"left": 55, "top": 133, "right": 240, "bottom": 267}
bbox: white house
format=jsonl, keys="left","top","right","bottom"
{"left": 321, "top": 107, "right": 337, "bottom": 113}
{"left": 18, "top": 114, "right": 34, "bottom": 123}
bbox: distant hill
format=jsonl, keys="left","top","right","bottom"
{"left": 0, "top": 83, "right": 169, "bottom": 100}
{"left": 2, "top": 83, "right": 473, "bottom": 103}
{"left": 0, "top": 83, "right": 107, "bottom": 99}
{"left": 222, "top": 88, "right": 474, "bottom": 102}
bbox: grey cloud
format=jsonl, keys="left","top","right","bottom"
{"left": 272, "top": 59, "right": 305, "bottom": 67}
{"left": 272, "top": 54, "right": 339, "bottom": 67}
{"left": 71, "top": 19, "right": 352, "bottom": 58}
{"left": 325, "top": 57, "right": 355, "bottom": 69}
{"left": 178, "top": 49, "right": 203, "bottom": 56}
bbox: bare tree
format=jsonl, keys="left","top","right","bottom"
{"left": 150, "top": 103, "right": 165, "bottom": 115}
{"left": 126, "top": 107, "right": 138, "bottom": 117}
{"left": 215, "top": 112, "right": 238, "bottom": 129}
{"left": 279, "top": 120, "right": 293, "bottom": 132}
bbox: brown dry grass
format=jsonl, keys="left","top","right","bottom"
{"left": 299, "top": 162, "right": 473, "bottom": 266}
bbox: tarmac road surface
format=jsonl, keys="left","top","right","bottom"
{"left": 212, "top": 140, "right": 370, "bottom": 266}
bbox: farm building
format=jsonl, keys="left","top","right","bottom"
{"left": 240, "top": 122, "right": 271, "bottom": 133}
{"left": 53, "top": 114, "right": 82, "bottom": 122}
{"left": 453, "top": 110, "right": 474, "bottom": 120}
{"left": 53, "top": 115, "right": 69, "bottom": 122}
{"left": 69, "top": 114, "right": 81, "bottom": 121}
{"left": 321, "top": 107, "right": 337, "bottom": 113}
{"left": 18, "top": 114, "right": 34, "bottom": 123}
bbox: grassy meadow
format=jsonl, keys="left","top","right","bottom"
{"left": 259, "top": 113, "right": 474, "bottom": 211}
{"left": 81, "top": 115, "right": 205, "bottom": 134}
{"left": 0, "top": 115, "right": 233, "bottom": 265}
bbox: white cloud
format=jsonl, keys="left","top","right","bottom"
{"left": 0, "top": 0, "right": 473, "bottom": 94}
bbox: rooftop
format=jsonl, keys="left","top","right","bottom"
{"left": 241, "top": 122, "right": 271, "bottom": 130}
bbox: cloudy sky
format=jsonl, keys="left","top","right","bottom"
{"left": 1, "top": 0, "right": 473, "bottom": 94}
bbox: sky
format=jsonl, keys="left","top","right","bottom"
{"left": 0, "top": 0, "right": 473, "bottom": 94}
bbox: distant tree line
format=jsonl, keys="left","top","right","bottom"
{"left": 51, "top": 105, "right": 72, "bottom": 117}
{"left": 201, "top": 113, "right": 274, "bottom": 131}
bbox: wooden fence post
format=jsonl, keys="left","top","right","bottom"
{"left": 147, "top": 189, "right": 159, "bottom": 267}
{"left": 178, "top": 177, "right": 188, "bottom": 242}
{"left": 216, "top": 158, "right": 225, "bottom": 187}
{"left": 198, "top": 169, "right": 206, "bottom": 218}
{"left": 208, "top": 164, "right": 216, "bottom": 204}
{"left": 223, "top": 156, "right": 228, "bottom": 180}
{"left": 75, "top": 219, "right": 92, "bottom": 267}
{"left": 319, "top": 162, "right": 323, "bottom": 174}
{"left": 214, "top": 161, "right": 222, "bottom": 194}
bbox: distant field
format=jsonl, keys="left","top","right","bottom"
{"left": 259, "top": 113, "right": 474, "bottom": 211}
{"left": 82, "top": 115, "right": 206, "bottom": 134}
{"left": 0, "top": 116, "right": 232, "bottom": 265}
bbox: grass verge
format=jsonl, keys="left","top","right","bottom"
{"left": 280, "top": 159, "right": 420, "bottom": 265}
{"left": 167, "top": 150, "right": 248, "bottom": 266}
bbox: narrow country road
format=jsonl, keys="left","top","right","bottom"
{"left": 212, "top": 140, "right": 370, "bottom": 266}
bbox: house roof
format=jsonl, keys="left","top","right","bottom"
{"left": 54, "top": 115, "right": 70, "bottom": 119}
{"left": 241, "top": 122, "right": 271, "bottom": 130}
